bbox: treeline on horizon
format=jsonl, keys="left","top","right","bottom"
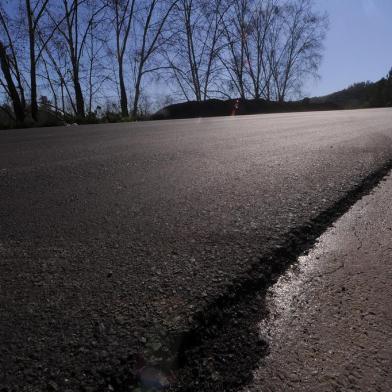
{"left": 154, "top": 68, "right": 392, "bottom": 120}
{"left": 312, "top": 68, "right": 392, "bottom": 109}
{"left": 0, "top": 0, "right": 328, "bottom": 129}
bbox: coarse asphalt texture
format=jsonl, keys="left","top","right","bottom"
{"left": 1, "top": 108, "right": 392, "bottom": 391}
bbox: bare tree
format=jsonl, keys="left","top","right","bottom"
{"left": 243, "top": 0, "right": 277, "bottom": 99}
{"left": 216, "top": 0, "right": 327, "bottom": 101}
{"left": 49, "top": 0, "right": 107, "bottom": 119}
{"left": 0, "top": 4, "right": 26, "bottom": 124}
{"left": 40, "top": 54, "right": 59, "bottom": 114}
{"left": 219, "top": 0, "right": 252, "bottom": 99}
{"left": 131, "top": 0, "right": 177, "bottom": 117}
{"left": 164, "top": 0, "right": 228, "bottom": 101}
{"left": 41, "top": 37, "right": 77, "bottom": 115}
{"left": 0, "top": 41, "right": 25, "bottom": 124}
{"left": 25, "top": 0, "right": 49, "bottom": 120}
{"left": 85, "top": 5, "right": 111, "bottom": 114}
{"left": 268, "top": 0, "right": 327, "bottom": 101}
{"left": 110, "top": 0, "right": 136, "bottom": 117}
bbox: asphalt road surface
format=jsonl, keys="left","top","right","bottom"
{"left": 1, "top": 108, "right": 392, "bottom": 391}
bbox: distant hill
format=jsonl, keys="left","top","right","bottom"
{"left": 152, "top": 99, "right": 339, "bottom": 120}
{"left": 311, "top": 69, "right": 392, "bottom": 109}
{"left": 154, "top": 68, "right": 392, "bottom": 120}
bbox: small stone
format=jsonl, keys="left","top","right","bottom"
{"left": 151, "top": 341, "right": 162, "bottom": 352}
{"left": 47, "top": 381, "right": 58, "bottom": 391}
{"left": 211, "top": 371, "right": 220, "bottom": 381}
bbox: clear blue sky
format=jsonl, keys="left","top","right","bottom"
{"left": 308, "top": 0, "right": 392, "bottom": 97}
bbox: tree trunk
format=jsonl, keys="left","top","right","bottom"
{"left": 29, "top": 46, "right": 38, "bottom": 120}
{"left": 74, "top": 77, "right": 85, "bottom": 119}
{"left": 132, "top": 75, "right": 141, "bottom": 119}
{"left": 26, "top": 0, "right": 38, "bottom": 121}
{"left": 119, "top": 60, "right": 128, "bottom": 117}
{"left": 72, "top": 66, "right": 85, "bottom": 118}
{"left": 61, "top": 82, "right": 65, "bottom": 114}
{"left": 0, "top": 41, "right": 25, "bottom": 125}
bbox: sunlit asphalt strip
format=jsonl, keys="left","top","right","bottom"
{"left": 100, "top": 160, "right": 392, "bottom": 391}
{"left": 242, "top": 175, "right": 392, "bottom": 392}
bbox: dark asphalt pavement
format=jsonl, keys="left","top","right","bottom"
{"left": 1, "top": 108, "right": 392, "bottom": 390}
